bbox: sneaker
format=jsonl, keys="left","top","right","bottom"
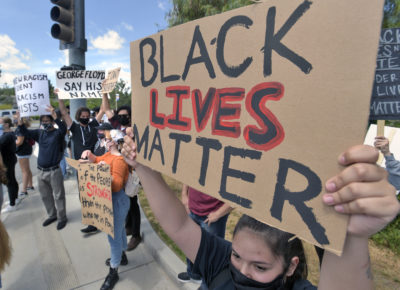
{"left": 1, "top": 204, "right": 16, "bottom": 213}
{"left": 15, "top": 198, "right": 22, "bottom": 205}
{"left": 81, "top": 225, "right": 99, "bottom": 234}
{"left": 100, "top": 267, "right": 119, "bottom": 290}
{"left": 18, "top": 192, "right": 28, "bottom": 199}
{"left": 27, "top": 186, "right": 35, "bottom": 191}
{"left": 105, "top": 251, "right": 128, "bottom": 267}
{"left": 177, "top": 272, "right": 202, "bottom": 284}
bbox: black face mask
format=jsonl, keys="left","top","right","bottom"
{"left": 42, "top": 123, "right": 53, "bottom": 131}
{"left": 229, "top": 261, "right": 285, "bottom": 290}
{"left": 97, "top": 133, "right": 105, "bottom": 140}
{"left": 117, "top": 115, "right": 130, "bottom": 126}
{"left": 79, "top": 118, "right": 90, "bottom": 125}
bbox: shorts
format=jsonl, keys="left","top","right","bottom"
{"left": 17, "top": 155, "right": 31, "bottom": 159}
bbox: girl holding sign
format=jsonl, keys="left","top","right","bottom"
{"left": 121, "top": 134, "right": 400, "bottom": 290}
{"left": 80, "top": 130, "right": 129, "bottom": 290}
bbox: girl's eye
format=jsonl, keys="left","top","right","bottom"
{"left": 254, "top": 265, "right": 267, "bottom": 272}
{"left": 232, "top": 252, "right": 240, "bottom": 260}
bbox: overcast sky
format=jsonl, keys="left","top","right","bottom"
{"left": 0, "top": 0, "right": 172, "bottom": 88}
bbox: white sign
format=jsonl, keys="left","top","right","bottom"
{"left": 13, "top": 74, "right": 50, "bottom": 117}
{"left": 56, "top": 70, "right": 106, "bottom": 99}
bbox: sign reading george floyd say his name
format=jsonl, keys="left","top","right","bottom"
{"left": 13, "top": 74, "right": 51, "bottom": 117}
{"left": 56, "top": 70, "right": 105, "bottom": 99}
{"left": 130, "top": 0, "right": 384, "bottom": 255}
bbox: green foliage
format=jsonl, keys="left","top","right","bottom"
{"left": 167, "top": 0, "right": 254, "bottom": 27}
{"left": 383, "top": 0, "right": 400, "bottom": 28}
{"left": 371, "top": 214, "right": 400, "bottom": 255}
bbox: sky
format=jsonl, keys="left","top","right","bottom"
{"left": 0, "top": 0, "right": 172, "bottom": 89}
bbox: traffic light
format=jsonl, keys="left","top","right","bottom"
{"left": 50, "top": 0, "right": 75, "bottom": 47}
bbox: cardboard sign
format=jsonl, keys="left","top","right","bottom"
{"left": 130, "top": 0, "right": 384, "bottom": 255}
{"left": 101, "top": 67, "right": 121, "bottom": 93}
{"left": 66, "top": 158, "right": 114, "bottom": 238}
{"left": 370, "top": 27, "right": 400, "bottom": 120}
{"left": 13, "top": 74, "right": 51, "bottom": 117}
{"left": 56, "top": 70, "right": 105, "bottom": 99}
{"left": 364, "top": 124, "right": 400, "bottom": 167}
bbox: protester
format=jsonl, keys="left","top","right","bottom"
{"left": 80, "top": 130, "right": 129, "bottom": 290}
{"left": 94, "top": 122, "right": 113, "bottom": 156}
{"left": 122, "top": 134, "right": 400, "bottom": 289}
{"left": 58, "top": 97, "right": 105, "bottom": 234}
{"left": 102, "top": 93, "right": 142, "bottom": 251}
{"left": 178, "top": 185, "right": 232, "bottom": 285}
{"left": 0, "top": 220, "right": 12, "bottom": 289}
{"left": 0, "top": 117, "right": 19, "bottom": 213}
{"left": 0, "top": 155, "right": 7, "bottom": 210}
{"left": 374, "top": 136, "right": 400, "bottom": 191}
{"left": 18, "top": 105, "right": 68, "bottom": 230}
{"left": 14, "top": 116, "right": 34, "bottom": 198}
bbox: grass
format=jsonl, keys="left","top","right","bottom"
{"left": 138, "top": 175, "right": 400, "bottom": 289}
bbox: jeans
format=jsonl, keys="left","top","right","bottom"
{"left": 107, "top": 189, "right": 130, "bottom": 268}
{"left": 187, "top": 211, "right": 229, "bottom": 280}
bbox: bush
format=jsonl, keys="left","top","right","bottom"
{"left": 371, "top": 204, "right": 400, "bottom": 255}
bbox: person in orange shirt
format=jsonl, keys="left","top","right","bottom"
{"left": 81, "top": 130, "right": 129, "bottom": 290}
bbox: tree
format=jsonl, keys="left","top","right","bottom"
{"left": 166, "top": 0, "right": 253, "bottom": 27}
{"left": 383, "top": 0, "right": 400, "bottom": 28}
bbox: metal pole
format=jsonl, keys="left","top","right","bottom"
{"left": 69, "top": 0, "right": 87, "bottom": 158}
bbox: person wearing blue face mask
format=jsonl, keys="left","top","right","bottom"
{"left": 17, "top": 105, "right": 68, "bottom": 230}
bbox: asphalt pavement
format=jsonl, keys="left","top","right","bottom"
{"left": 0, "top": 145, "right": 198, "bottom": 290}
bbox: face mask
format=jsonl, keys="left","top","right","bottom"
{"left": 79, "top": 118, "right": 90, "bottom": 125}
{"left": 97, "top": 133, "right": 105, "bottom": 140}
{"left": 117, "top": 115, "right": 130, "bottom": 126}
{"left": 228, "top": 261, "right": 285, "bottom": 290}
{"left": 42, "top": 123, "right": 53, "bottom": 131}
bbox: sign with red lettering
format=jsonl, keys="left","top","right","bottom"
{"left": 130, "top": 0, "right": 384, "bottom": 254}
{"left": 66, "top": 158, "right": 114, "bottom": 238}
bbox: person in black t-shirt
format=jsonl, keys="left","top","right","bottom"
{"left": 0, "top": 117, "right": 18, "bottom": 213}
{"left": 58, "top": 98, "right": 105, "bottom": 234}
{"left": 121, "top": 137, "right": 400, "bottom": 290}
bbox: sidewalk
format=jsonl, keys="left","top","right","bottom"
{"left": 1, "top": 171, "right": 199, "bottom": 290}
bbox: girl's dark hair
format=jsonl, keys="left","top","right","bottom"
{"left": 2, "top": 117, "right": 13, "bottom": 128}
{"left": 75, "top": 107, "right": 91, "bottom": 121}
{"left": 117, "top": 105, "right": 131, "bottom": 116}
{"left": 233, "top": 215, "right": 307, "bottom": 289}
{"left": 39, "top": 115, "right": 54, "bottom": 123}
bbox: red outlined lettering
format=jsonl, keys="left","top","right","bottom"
{"left": 166, "top": 86, "right": 191, "bottom": 131}
{"left": 212, "top": 88, "right": 245, "bottom": 138}
{"left": 243, "top": 82, "right": 284, "bottom": 151}
{"left": 191, "top": 87, "right": 216, "bottom": 132}
{"left": 150, "top": 88, "right": 166, "bottom": 129}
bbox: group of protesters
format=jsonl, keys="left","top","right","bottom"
{"left": 0, "top": 88, "right": 400, "bottom": 290}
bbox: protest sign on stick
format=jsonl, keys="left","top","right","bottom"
{"left": 66, "top": 158, "right": 114, "bottom": 238}
{"left": 130, "top": 0, "right": 384, "bottom": 255}
{"left": 13, "top": 74, "right": 51, "bottom": 117}
{"left": 101, "top": 67, "right": 121, "bottom": 93}
{"left": 56, "top": 70, "right": 105, "bottom": 99}
{"left": 370, "top": 27, "right": 400, "bottom": 120}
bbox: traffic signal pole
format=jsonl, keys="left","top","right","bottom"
{"left": 51, "top": 0, "right": 87, "bottom": 158}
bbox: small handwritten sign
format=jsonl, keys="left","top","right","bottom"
{"left": 56, "top": 70, "right": 105, "bottom": 99}
{"left": 66, "top": 158, "right": 114, "bottom": 238}
{"left": 102, "top": 67, "right": 121, "bottom": 93}
{"left": 13, "top": 74, "right": 51, "bottom": 117}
